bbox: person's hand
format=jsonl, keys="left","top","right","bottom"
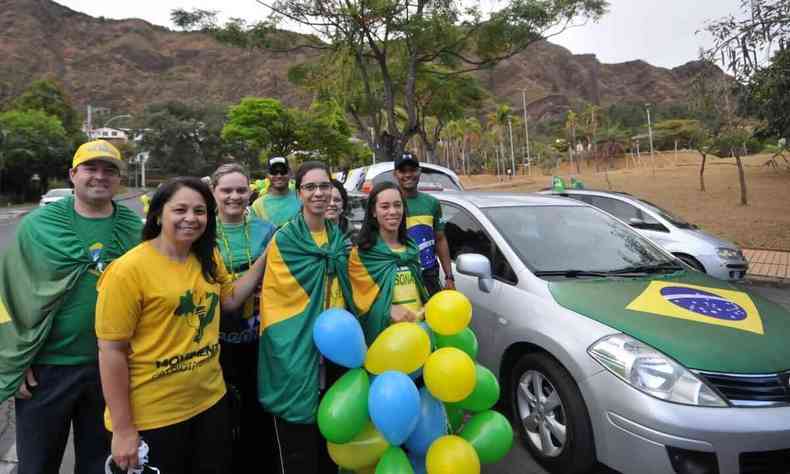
{"left": 15, "top": 368, "right": 38, "bottom": 399}
{"left": 444, "top": 278, "right": 456, "bottom": 290}
{"left": 390, "top": 305, "right": 418, "bottom": 323}
{"left": 111, "top": 428, "right": 140, "bottom": 471}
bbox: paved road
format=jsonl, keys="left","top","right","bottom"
{"left": 0, "top": 196, "right": 787, "bottom": 474}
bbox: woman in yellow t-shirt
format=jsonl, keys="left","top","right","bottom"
{"left": 95, "top": 177, "right": 268, "bottom": 474}
{"left": 348, "top": 181, "right": 430, "bottom": 344}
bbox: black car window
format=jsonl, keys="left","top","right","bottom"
{"left": 441, "top": 203, "right": 517, "bottom": 285}
{"left": 587, "top": 196, "right": 640, "bottom": 222}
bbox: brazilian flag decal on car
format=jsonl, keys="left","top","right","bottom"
{"left": 626, "top": 281, "right": 764, "bottom": 335}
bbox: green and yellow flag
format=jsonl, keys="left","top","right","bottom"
{"left": 0, "top": 197, "right": 141, "bottom": 401}
{"left": 258, "top": 214, "right": 353, "bottom": 423}
{"left": 348, "top": 236, "right": 428, "bottom": 345}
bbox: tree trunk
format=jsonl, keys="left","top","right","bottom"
{"left": 699, "top": 152, "right": 707, "bottom": 192}
{"left": 734, "top": 152, "right": 748, "bottom": 205}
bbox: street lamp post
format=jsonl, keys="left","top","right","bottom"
{"left": 645, "top": 103, "right": 655, "bottom": 176}
{"left": 522, "top": 89, "right": 531, "bottom": 176}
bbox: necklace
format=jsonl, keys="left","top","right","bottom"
{"left": 217, "top": 215, "right": 253, "bottom": 280}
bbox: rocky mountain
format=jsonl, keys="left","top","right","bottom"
{"left": 0, "top": 0, "right": 720, "bottom": 122}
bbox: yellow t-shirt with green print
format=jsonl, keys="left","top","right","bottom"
{"left": 392, "top": 247, "right": 424, "bottom": 315}
{"left": 96, "top": 241, "right": 235, "bottom": 431}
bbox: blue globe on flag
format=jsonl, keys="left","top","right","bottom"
{"left": 660, "top": 286, "right": 747, "bottom": 321}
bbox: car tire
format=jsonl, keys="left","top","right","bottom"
{"left": 508, "top": 353, "right": 596, "bottom": 474}
{"left": 674, "top": 253, "right": 706, "bottom": 273}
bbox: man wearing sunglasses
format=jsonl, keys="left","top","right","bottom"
{"left": 250, "top": 156, "right": 301, "bottom": 228}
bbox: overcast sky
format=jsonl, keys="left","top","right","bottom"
{"left": 57, "top": 0, "right": 745, "bottom": 69}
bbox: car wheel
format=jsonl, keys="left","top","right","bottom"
{"left": 509, "top": 353, "right": 595, "bottom": 474}
{"left": 674, "top": 253, "right": 706, "bottom": 273}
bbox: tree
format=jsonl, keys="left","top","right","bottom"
{"left": 742, "top": 48, "right": 790, "bottom": 139}
{"left": 0, "top": 110, "right": 69, "bottom": 199}
{"left": 687, "top": 122, "right": 714, "bottom": 191}
{"left": 173, "top": 0, "right": 607, "bottom": 161}
{"left": 138, "top": 101, "right": 230, "bottom": 175}
{"left": 565, "top": 109, "right": 579, "bottom": 173}
{"left": 689, "top": 68, "right": 754, "bottom": 205}
{"left": 293, "top": 98, "right": 355, "bottom": 169}
{"left": 653, "top": 119, "right": 702, "bottom": 150}
{"left": 222, "top": 97, "right": 300, "bottom": 161}
{"left": 705, "top": 0, "right": 790, "bottom": 81}
{"left": 11, "top": 79, "right": 85, "bottom": 145}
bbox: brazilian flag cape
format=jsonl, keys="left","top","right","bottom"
{"left": 348, "top": 236, "right": 429, "bottom": 345}
{"left": 0, "top": 197, "right": 141, "bottom": 401}
{"left": 258, "top": 213, "right": 354, "bottom": 423}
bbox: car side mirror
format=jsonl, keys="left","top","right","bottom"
{"left": 456, "top": 253, "right": 494, "bottom": 293}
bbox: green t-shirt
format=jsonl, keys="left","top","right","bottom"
{"left": 250, "top": 191, "right": 302, "bottom": 228}
{"left": 216, "top": 216, "right": 276, "bottom": 344}
{"left": 405, "top": 192, "right": 445, "bottom": 270}
{"left": 35, "top": 213, "right": 115, "bottom": 365}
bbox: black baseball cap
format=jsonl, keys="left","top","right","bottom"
{"left": 394, "top": 152, "right": 419, "bottom": 170}
{"left": 267, "top": 156, "right": 289, "bottom": 172}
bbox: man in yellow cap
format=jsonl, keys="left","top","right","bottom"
{"left": 0, "top": 140, "right": 143, "bottom": 474}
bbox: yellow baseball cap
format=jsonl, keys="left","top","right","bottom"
{"left": 72, "top": 140, "right": 126, "bottom": 171}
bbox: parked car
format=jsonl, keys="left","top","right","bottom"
{"left": 342, "top": 161, "right": 463, "bottom": 194}
{"left": 39, "top": 188, "right": 73, "bottom": 207}
{"left": 344, "top": 161, "right": 463, "bottom": 236}
{"left": 540, "top": 189, "right": 748, "bottom": 281}
{"left": 435, "top": 191, "right": 790, "bottom": 474}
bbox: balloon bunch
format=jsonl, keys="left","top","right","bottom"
{"left": 313, "top": 290, "right": 514, "bottom": 474}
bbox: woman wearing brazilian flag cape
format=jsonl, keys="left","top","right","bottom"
{"left": 348, "top": 182, "right": 429, "bottom": 344}
{"left": 257, "top": 161, "right": 354, "bottom": 473}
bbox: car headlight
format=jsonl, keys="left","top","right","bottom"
{"left": 588, "top": 334, "right": 727, "bottom": 407}
{"left": 717, "top": 248, "right": 740, "bottom": 260}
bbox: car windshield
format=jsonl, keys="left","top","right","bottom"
{"left": 483, "top": 205, "right": 674, "bottom": 274}
{"left": 637, "top": 199, "right": 693, "bottom": 228}
{"left": 372, "top": 169, "right": 461, "bottom": 191}
{"left": 45, "top": 189, "right": 72, "bottom": 197}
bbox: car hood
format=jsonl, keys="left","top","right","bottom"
{"left": 675, "top": 227, "right": 739, "bottom": 250}
{"left": 549, "top": 271, "right": 790, "bottom": 373}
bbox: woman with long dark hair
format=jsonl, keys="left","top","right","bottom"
{"left": 211, "top": 163, "right": 276, "bottom": 473}
{"left": 325, "top": 178, "right": 349, "bottom": 234}
{"left": 349, "top": 181, "right": 429, "bottom": 344}
{"left": 258, "top": 161, "right": 354, "bottom": 473}
{"left": 95, "top": 177, "right": 267, "bottom": 474}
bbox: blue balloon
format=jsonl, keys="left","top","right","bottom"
{"left": 313, "top": 308, "right": 367, "bottom": 368}
{"left": 368, "top": 371, "right": 420, "bottom": 445}
{"left": 405, "top": 387, "right": 448, "bottom": 455}
{"left": 408, "top": 452, "right": 427, "bottom": 474}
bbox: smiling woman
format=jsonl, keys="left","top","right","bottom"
{"left": 94, "top": 177, "right": 269, "bottom": 473}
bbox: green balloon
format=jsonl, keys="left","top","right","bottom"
{"left": 453, "top": 364, "right": 500, "bottom": 412}
{"left": 435, "top": 327, "right": 478, "bottom": 359}
{"left": 318, "top": 368, "right": 370, "bottom": 443}
{"left": 444, "top": 403, "right": 466, "bottom": 433}
{"left": 375, "top": 447, "right": 414, "bottom": 474}
{"left": 460, "top": 410, "right": 514, "bottom": 464}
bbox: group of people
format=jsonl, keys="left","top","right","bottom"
{"left": 0, "top": 140, "right": 455, "bottom": 474}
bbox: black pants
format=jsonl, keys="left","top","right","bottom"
{"left": 219, "top": 340, "right": 276, "bottom": 474}
{"left": 15, "top": 364, "right": 109, "bottom": 474}
{"left": 138, "top": 396, "right": 231, "bottom": 474}
{"left": 422, "top": 266, "right": 443, "bottom": 296}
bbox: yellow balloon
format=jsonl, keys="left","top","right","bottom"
{"left": 426, "top": 435, "right": 480, "bottom": 474}
{"left": 425, "top": 290, "right": 472, "bottom": 336}
{"left": 364, "top": 322, "right": 432, "bottom": 374}
{"left": 328, "top": 422, "right": 390, "bottom": 470}
{"left": 423, "top": 347, "right": 476, "bottom": 402}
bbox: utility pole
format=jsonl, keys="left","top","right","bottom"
{"left": 522, "top": 89, "right": 531, "bottom": 175}
{"left": 645, "top": 103, "right": 656, "bottom": 177}
{"left": 507, "top": 117, "right": 516, "bottom": 178}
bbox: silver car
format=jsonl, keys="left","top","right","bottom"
{"left": 436, "top": 191, "right": 790, "bottom": 474}
{"left": 540, "top": 189, "right": 749, "bottom": 281}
